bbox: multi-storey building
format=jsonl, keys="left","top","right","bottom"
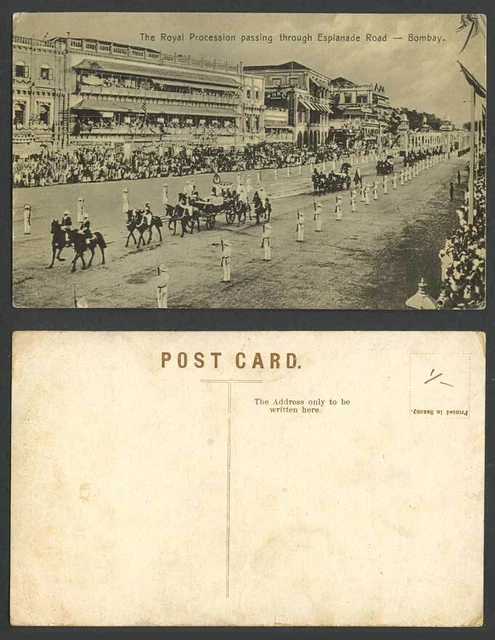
{"left": 244, "top": 62, "right": 335, "bottom": 147}
{"left": 13, "top": 36, "right": 69, "bottom": 155}
{"left": 328, "top": 77, "right": 393, "bottom": 150}
{"left": 13, "top": 35, "right": 265, "bottom": 154}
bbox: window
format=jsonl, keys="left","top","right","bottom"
{"left": 246, "top": 88, "right": 252, "bottom": 99}
{"left": 289, "top": 76, "right": 298, "bottom": 86}
{"left": 271, "top": 77, "right": 281, "bottom": 87}
{"left": 13, "top": 101, "right": 27, "bottom": 125}
{"left": 38, "top": 103, "right": 50, "bottom": 126}
{"left": 14, "top": 62, "right": 29, "bottom": 78}
{"left": 356, "top": 94, "right": 368, "bottom": 104}
{"left": 255, "top": 89, "right": 260, "bottom": 100}
{"left": 344, "top": 93, "right": 352, "bottom": 104}
{"left": 40, "top": 65, "right": 53, "bottom": 80}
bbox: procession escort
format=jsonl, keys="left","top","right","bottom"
{"left": 161, "top": 351, "right": 299, "bottom": 369}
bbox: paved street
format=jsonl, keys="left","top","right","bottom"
{"left": 12, "top": 157, "right": 466, "bottom": 308}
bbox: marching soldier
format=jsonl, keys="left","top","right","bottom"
{"left": 382, "top": 175, "right": 388, "bottom": 195}
{"left": 123, "top": 188, "right": 131, "bottom": 216}
{"left": 314, "top": 202, "right": 323, "bottom": 231}
{"left": 372, "top": 181, "right": 378, "bottom": 201}
{"left": 392, "top": 172, "right": 397, "bottom": 190}
{"left": 335, "top": 195, "right": 343, "bottom": 221}
{"left": 296, "top": 210, "right": 304, "bottom": 242}
{"left": 77, "top": 197, "right": 85, "bottom": 223}
{"left": 350, "top": 189, "right": 357, "bottom": 213}
{"left": 261, "top": 223, "right": 272, "bottom": 261}
{"left": 221, "top": 238, "right": 232, "bottom": 282}
{"left": 23, "top": 204, "right": 32, "bottom": 235}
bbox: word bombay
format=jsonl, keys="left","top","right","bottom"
{"left": 161, "top": 352, "right": 299, "bottom": 369}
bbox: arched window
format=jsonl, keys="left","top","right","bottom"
{"left": 14, "top": 61, "right": 29, "bottom": 78}
{"left": 40, "top": 64, "right": 53, "bottom": 81}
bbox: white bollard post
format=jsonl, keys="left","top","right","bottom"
{"left": 221, "top": 239, "right": 232, "bottom": 282}
{"left": 77, "top": 197, "right": 85, "bottom": 223}
{"left": 156, "top": 264, "right": 170, "bottom": 308}
{"left": 261, "top": 223, "right": 272, "bottom": 261}
{"left": 296, "top": 210, "right": 305, "bottom": 242}
{"left": 314, "top": 202, "right": 322, "bottom": 231}
{"left": 350, "top": 189, "right": 357, "bottom": 212}
{"left": 274, "top": 167, "right": 278, "bottom": 181}
{"left": 335, "top": 195, "right": 343, "bottom": 221}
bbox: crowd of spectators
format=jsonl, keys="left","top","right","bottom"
{"left": 13, "top": 141, "right": 365, "bottom": 188}
{"left": 438, "top": 167, "right": 485, "bottom": 309}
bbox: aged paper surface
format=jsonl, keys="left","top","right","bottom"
{"left": 11, "top": 331, "right": 484, "bottom": 626}
{"left": 13, "top": 13, "right": 486, "bottom": 309}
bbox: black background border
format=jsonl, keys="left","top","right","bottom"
{"left": 1, "top": 0, "right": 493, "bottom": 637}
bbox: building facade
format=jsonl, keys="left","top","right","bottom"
{"left": 13, "top": 35, "right": 265, "bottom": 155}
{"left": 244, "top": 62, "right": 335, "bottom": 147}
{"left": 13, "top": 36, "right": 69, "bottom": 155}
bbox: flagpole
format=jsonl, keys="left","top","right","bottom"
{"left": 468, "top": 83, "right": 475, "bottom": 225}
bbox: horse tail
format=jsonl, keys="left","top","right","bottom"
{"left": 95, "top": 232, "right": 107, "bottom": 248}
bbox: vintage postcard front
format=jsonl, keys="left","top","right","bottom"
{"left": 11, "top": 331, "right": 484, "bottom": 626}
{"left": 12, "top": 13, "right": 486, "bottom": 309}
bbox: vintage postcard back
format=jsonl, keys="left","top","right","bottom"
{"left": 11, "top": 331, "right": 484, "bottom": 626}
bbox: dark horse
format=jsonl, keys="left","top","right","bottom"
{"left": 167, "top": 203, "right": 201, "bottom": 237}
{"left": 48, "top": 219, "right": 68, "bottom": 268}
{"left": 68, "top": 228, "right": 107, "bottom": 272}
{"left": 125, "top": 209, "right": 163, "bottom": 248}
{"left": 252, "top": 193, "right": 272, "bottom": 224}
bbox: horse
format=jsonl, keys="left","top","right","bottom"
{"left": 125, "top": 209, "right": 163, "bottom": 247}
{"left": 48, "top": 219, "right": 68, "bottom": 268}
{"left": 232, "top": 193, "right": 249, "bottom": 226}
{"left": 252, "top": 193, "right": 272, "bottom": 224}
{"left": 68, "top": 228, "right": 107, "bottom": 272}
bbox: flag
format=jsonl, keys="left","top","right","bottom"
{"left": 458, "top": 61, "right": 486, "bottom": 98}
{"left": 457, "top": 14, "right": 481, "bottom": 53}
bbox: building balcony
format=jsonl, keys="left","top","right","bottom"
{"left": 76, "top": 84, "right": 239, "bottom": 107}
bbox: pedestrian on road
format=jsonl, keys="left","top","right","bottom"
{"left": 123, "top": 188, "right": 131, "bottom": 216}
{"left": 457, "top": 170, "right": 461, "bottom": 185}
{"left": 296, "top": 210, "right": 305, "bottom": 242}
{"left": 360, "top": 184, "right": 365, "bottom": 202}
{"left": 314, "top": 202, "right": 323, "bottom": 231}
{"left": 23, "top": 204, "right": 32, "bottom": 235}
{"left": 450, "top": 182, "right": 454, "bottom": 202}
{"left": 372, "top": 181, "right": 378, "bottom": 201}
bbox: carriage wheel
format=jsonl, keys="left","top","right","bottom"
{"left": 206, "top": 216, "right": 215, "bottom": 230}
{"left": 226, "top": 210, "right": 235, "bottom": 225}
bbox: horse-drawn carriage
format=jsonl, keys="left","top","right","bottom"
{"left": 312, "top": 170, "right": 351, "bottom": 196}
{"left": 376, "top": 156, "right": 395, "bottom": 175}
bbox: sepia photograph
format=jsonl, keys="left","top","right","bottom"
{"left": 12, "top": 13, "right": 486, "bottom": 309}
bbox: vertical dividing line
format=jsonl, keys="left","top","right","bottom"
{"left": 226, "top": 381, "right": 232, "bottom": 599}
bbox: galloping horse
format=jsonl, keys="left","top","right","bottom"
{"left": 48, "top": 219, "right": 68, "bottom": 268}
{"left": 68, "top": 228, "right": 107, "bottom": 273}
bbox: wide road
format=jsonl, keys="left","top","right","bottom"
{"left": 12, "top": 157, "right": 466, "bottom": 308}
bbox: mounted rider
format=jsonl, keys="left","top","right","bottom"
{"left": 143, "top": 202, "right": 154, "bottom": 227}
{"left": 61, "top": 210, "right": 73, "bottom": 246}
{"left": 79, "top": 214, "right": 93, "bottom": 244}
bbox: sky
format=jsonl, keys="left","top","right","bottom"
{"left": 14, "top": 12, "right": 486, "bottom": 125}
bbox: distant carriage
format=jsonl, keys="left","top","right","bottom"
{"left": 376, "top": 158, "right": 395, "bottom": 175}
{"left": 312, "top": 170, "right": 351, "bottom": 195}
